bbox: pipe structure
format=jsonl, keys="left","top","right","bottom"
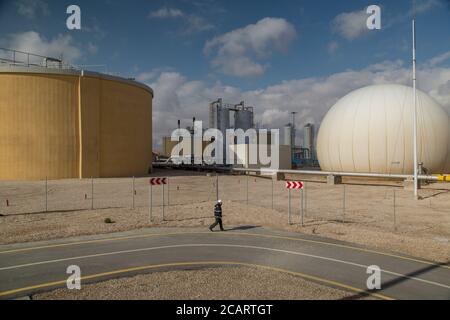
{"left": 232, "top": 168, "right": 449, "bottom": 182}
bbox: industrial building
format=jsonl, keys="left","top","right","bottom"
{"left": 0, "top": 54, "right": 153, "bottom": 180}
{"left": 209, "top": 99, "right": 255, "bottom": 133}
{"left": 160, "top": 99, "right": 292, "bottom": 169}
{"left": 316, "top": 84, "right": 450, "bottom": 175}
{"left": 283, "top": 121, "right": 318, "bottom": 168}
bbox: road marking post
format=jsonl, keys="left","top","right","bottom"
{"left": 149, "top": 178, "right": 167, "bottom": 221}
{"left": 301, "top": 188, "right": 304, "bottom": 227}
{"left": 288, "top": 188, "right": 291, "bottom": 225}
{"left": 286, "top": 181, "right": 304, "bottom": 226}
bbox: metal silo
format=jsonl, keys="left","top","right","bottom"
{"left": 284, "top": 126, "right": 292, "bottom": 146}
{"left": 303, "top": 123, "right": 314, "bottom": 159}
{"left": 234, "top": 108, "right": 254, "bottom": 131}
{"left": 218, "top": 106, "right": 230, "bottom": 133}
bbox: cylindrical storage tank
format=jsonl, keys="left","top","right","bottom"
{"left": 0, "top": 66, "right": 153, "bottom": 180}
{"left": 209, "top": 103, "right": 217, "bottom": 129}
{"left": 316, "top": 84, "right": 450, "bottom": 174}
{"left": 284, "top": 126, "right": 292, "bottom": 146}
{"left": 235, "top": 109, "right": 254, "bottom": 131}
{"left": 218, "top": 106, "right": 230, "bottom": 133}
{"left": 303, "top": 124, "right": 314, "bottom": 157}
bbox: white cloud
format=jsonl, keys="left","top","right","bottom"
{"left": 204, "top": 17, "right": 297, "bottom": 78}
{"left": 426, "top": 50, "right": 450, "bottom": 67}
{"left": 149, "top": 7, "right": 184, "bottom": 18}
{"left": 331, "top": 9, "right": 369, "bottom": 40}
{"left": 136, "top": 71, "right": 159, "bottom": 83}
{"left": 3, "top": 31, "right": 81, "bottom": 62}
{"left": 328, "top": 41, "right": 339, "bottom": 54}
{"left": 87, "top": 42, "right": 98, "bottom": 55}
{"left": 149, "top": 7, "right": 213, "bottom": 34}
{"left": 414, "top": 0, "right": 441, "bottom": 14}
{"left": 142, "top": 53, "right": 450, "bottom": 150}
{"left": 15, "top": 0, "right": 49, "bottom": 19}
{"left": 184, "top": 15, "right": 214, "bottom": 33}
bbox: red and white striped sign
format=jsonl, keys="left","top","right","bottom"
{"left": 286, "top": 181, "right": 304, "bottom": 189}
{"left": 150, "top": 178, "right": 167, "bottom": 185}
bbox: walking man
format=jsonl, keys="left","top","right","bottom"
{"left": 209, "top": 200, "right": 225, "bottom": 232}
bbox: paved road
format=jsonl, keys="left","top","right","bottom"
{"left": 0, "top": 227, "right": 449, "bottom": 300}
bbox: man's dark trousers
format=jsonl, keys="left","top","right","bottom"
{"left": 210, "top": 218, "right": 224, "bottom": 231}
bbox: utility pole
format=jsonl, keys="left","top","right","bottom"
{"left": 412, "top": 14, "right": 418, "bottom": 200}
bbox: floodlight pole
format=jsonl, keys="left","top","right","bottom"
{"left": 412, "top": 19, "right": 418, "bottom": 199}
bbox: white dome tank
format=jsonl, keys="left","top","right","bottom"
{"left": 316, "top": 84, "right": 450, "bottom": 174}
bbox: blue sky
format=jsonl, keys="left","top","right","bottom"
{"left": 1, "top": 0, "right": 449, "bottom": 146}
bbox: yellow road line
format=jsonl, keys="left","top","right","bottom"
{"left": 2, "top": 243, "right": 446, "bottom": 289}
{"left": 0, "top": 261, "right": 393, "bottom": 300}
{"left": 1, "top": 231, "right": 448, "bottom": 270}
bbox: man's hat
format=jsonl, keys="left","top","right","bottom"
{"left": 217, "top": 200, "right": 222, "bottom": 204}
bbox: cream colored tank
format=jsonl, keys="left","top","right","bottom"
{"left": 316, "top": 84, "right": 450, "bottom": 174}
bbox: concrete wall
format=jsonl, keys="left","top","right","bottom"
{"left": 0, "top": 70, "right": 153, "bottom": 180}
{"left": 231, "top": 144, "right": 292, "bottom": 170}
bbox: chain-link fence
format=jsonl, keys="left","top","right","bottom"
{"left": 233, "top": 175, "right": 450, "bottom": 233}
{"left": 1, "top": 174, "right": 449, "bottom": 235}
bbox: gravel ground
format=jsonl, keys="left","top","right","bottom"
{"left": 32, "top": 266, "right": 373, "bottom": 300}
{"left": 1, "top": 172, "right": 449, "bottom": 262}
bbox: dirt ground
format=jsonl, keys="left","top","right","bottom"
{"left": 32, "top": 266, "right": 372, "bottom": 300}
{"left": 1, "top": 170, "right": 449, "bottom": 263}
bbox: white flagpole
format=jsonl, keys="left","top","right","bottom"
{"left": 412, "top": 18, "right": 418, "bottom": 199}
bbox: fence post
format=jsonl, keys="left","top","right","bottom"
{"left": 393, "top": 189, "right": 397, "bottom": 231}
{"left": 304, "top": 182, "right": 307, "bottom": 218}
{"left": 162, "top": 182, "right": 165, "bottom": 221}
{"left": 216, "top": 173, "right": 219, "bottom": 202}
{"left": 45, "top": 176, "right": 48, "bottom": 212}
{"left": 91, "top": 177, "right": 94, "bottom": 210}
{"left": 288, "top": 188, "right": 292, "bottom": 225}
{"left": 132, "top": 176, "right": 135, "bottom": 210}
{"left": 149, "top": 183, "right": 153, "bottom": 223}
{"left": 301, "top": 188, "right": 304, "bottom": 227}
{"left": 342, "top": 185, "right": 346, "bottom": 223}
{"left": 271, "top": 178, "right": 274, "bottom": 210}
{"left": 246, "top": 173, "right": 249, "bottom": 206}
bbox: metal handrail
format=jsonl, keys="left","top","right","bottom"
{"left": 0, "top": 47, "right": 74, "bottom": 70}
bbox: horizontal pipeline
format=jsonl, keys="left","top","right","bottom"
{"left": 232, "top": 168, "right": 450, "bottom": 182}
